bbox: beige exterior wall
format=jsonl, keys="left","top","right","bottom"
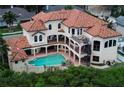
{"left": 91, "top": 37, "right": 118, "bottom": 64}
{"left": 22, "top": 19, "right": 119, "bottom": 65}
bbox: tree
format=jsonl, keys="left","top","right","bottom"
{"left": 2, "top": 11, "right": 16, "bottom": 32}
{"left": 64, "top": 5, "right": 73, "bottom": 10}
{"left": 0, "top": 34, "right": 9, "bottom": 64}
{"left": 111, "top": 5, "right": 124, "bottom": 17}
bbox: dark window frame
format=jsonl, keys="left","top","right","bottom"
{"left": 39, "top": 35, "right": 42, "bottom": 41}
{"left": 49, "top": 24, "right": 52, "bottom": 30}
{"left": 72, "top": 28, "right": 75, "bottom": 35}
{"left": 109, "top": 40, "right": 112, "bottom": 47}
{"left": 77, "top": 29, "right": 80, "bottom": 35}
{"left": 58, "top": 23, "right": 61, "bottom": 29}
{"left": 113, "top": 40, "right": 116, "bottom": 46}
{"left": 68, "top": 28, "right": 70, "bottom": 33}
{"left": 34, "top": 35, "right": 38, "bottom": 42}
{"left": 80, "top": 28, "right": 82, "bottom": 35}
{"left": 93, "top": 41, "right": 100, "bottom": 51}
{"left": 104, "top": 41, "right": 108, "bottom": 48}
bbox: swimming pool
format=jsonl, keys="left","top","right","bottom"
{"left": 29, "top": 54, "right": 65, "bottom": 66}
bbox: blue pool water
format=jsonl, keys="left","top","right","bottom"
{"left": 29, "top": 54, "right": 65, "bottom": 66}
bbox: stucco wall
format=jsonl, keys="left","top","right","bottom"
{"left": 91, "top": 37, "right": 118, "bottom": 64}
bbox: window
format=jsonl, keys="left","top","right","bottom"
{"left": 58, "top": 23, "right": 61, "bottom": 29}
{"left": 104, "top": 41, "right": 108, "bottom": 48}
{"left": 93, "top": 41, "right": 100, "bottom": 51}
{"left": 34, "top": 36, "right": 38, "bottom": 42}
{"left": 80, "top": 28, "right": 82, "bottom": 35}
{"left": 15, "top": 61, "right": 18, "bottom": 64}
{"left": 39, "top": 35, "right": 42, "bottom": 41}
{"left": 68, "top": 28, "right": 70, "bottom": 33}
{"left": 49, "top": 24, "right": 52, "bottom": 30}
{"left": 93, "top": 56, "right": 99, "bottom": 62}
{"left": 109, "top": 40, "right": 112, "bottom": 47}
{"left": 72, "top": 29, "right": 75, "bottom": 35}
{"left": 77, "top": 29, "right": 80, "bottom": 35}
{"left": 113, "top": 40, "right": 116, "bottom": 46}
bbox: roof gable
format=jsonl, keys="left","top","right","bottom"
{"left": 21, "top": 20, "right": 47, "bottom": 32}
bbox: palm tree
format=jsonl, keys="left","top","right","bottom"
{"left": 2, "top": 11, "right": 16, "bottom": 32}
{"left": 0, "top": 34, "right": 9, "bottom": 64}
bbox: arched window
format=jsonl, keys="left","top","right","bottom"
{"left": 49, "top": 24, "right": 52, "bottom": 30}
{"left": 39, "top": 35, "right": 42, "bottom": 41}
{"left": 58, "top": 23, "right": 61, "bottom": 29}
{"left": 113, "top": 40, "right": 116, "bottom": 46}
{"left": 34, "top": 36, "right": 37, "bottom": 42}
{"left": 104, "top": 41, "right": 108, "bottom": 48}
{"left": 93, "top": 41, "right": 100, "bottom": 51}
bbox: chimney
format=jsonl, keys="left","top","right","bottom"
{"left": 46, "top": 5, "right": 49, "bottom": 11}
{"left": 11, "top": 5, "right": 14, "bottom": 8}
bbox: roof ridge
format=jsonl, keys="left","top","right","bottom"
{"left": 73, "top": 11, "right": 82, "bottom": 27}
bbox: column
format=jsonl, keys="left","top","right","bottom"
{"left": 57, "top": 45, "right": 59, "bottom": 53}
{"left": 57, "top": 35, "right": 59, "bottom": 42}
{"left": 64, "top": 36, "right": 66, "bottom": 44}
{"left": 79, "top": 46, "right": 81, "bottom": 65}
{"left": 45, "top": 47, "right": 47, "bottom": 55}
{"left": 74, "top": 42, "right": 76, "bottom": 51}
{"left": 33, "top": 48, "right": 35, "bottom": 56}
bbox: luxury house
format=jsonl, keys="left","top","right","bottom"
{"left": 6, "top": 9, "right": 121, "bottom": 72}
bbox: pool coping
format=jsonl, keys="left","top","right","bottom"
{"left": 26, "top": 52, "right": 68, "bottom": 68}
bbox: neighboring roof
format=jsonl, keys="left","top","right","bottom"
{"left": 6, "top": 36, "right": 31, "bottom": 61}
{"left": 45, "top": 5, "right": 84, "bottom": 12}
{"left": 0, "top": 7, "right": 35, "bottom": 21}
{"left": 116, "top": 16, "right": 124, "bottom": 26}
{"left": 21, "top": 20, "right": 47, "bottom": 32}
{"left": 85, "top": 24, "right": 121, "bottom": 38}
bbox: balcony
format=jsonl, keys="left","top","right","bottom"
{"left": 71, "top": 35, "right": 90, "bottom": 45}
{"left": 47, "top": 35, "right": 65, "bottom": 45}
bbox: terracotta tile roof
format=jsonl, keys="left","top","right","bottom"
{"left": 32, "top": 9, "right": 71, "bottom": 22}
{"left": 10, "top": 47, "right": 28, "bottom": 61}
{"left": 32, "top": 9, "right": 105, "bottom": 28}
{"left": 21, "top": 20, "right": 47, "bottom": 32}
{"left": 85, "top": 24, "right": 122, "bottom": 38}
{"left": 6, "top": 36, "right": 31, "bottom": 49}
{"left": 63, "top": 9, "right": 106, "bottom": 28}
{"left": 6, "top": 36, "right": 31, "bottom": 61}
{"left": 24, "top": 9, "right": 121, "bottom": 38}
